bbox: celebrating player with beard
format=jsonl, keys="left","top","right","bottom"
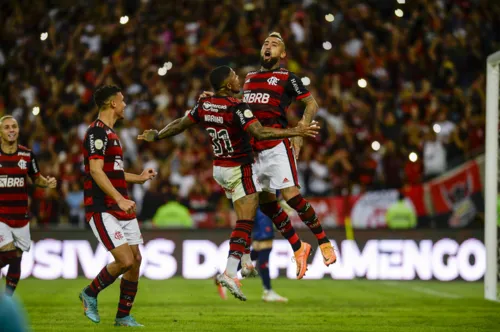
{"left": 241, "top": 32, "right": 337, "bottom": 279}
{"left": 138, "top": 66, "right": 319, "bottom": 300}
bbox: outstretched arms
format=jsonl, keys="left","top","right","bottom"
{"left": 137, "top": 115, "right": 196, "bottom": 142}
{"left": 247, "top": 120, "right": 320, "bottom": 141}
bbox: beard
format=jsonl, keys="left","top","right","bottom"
{"left": 260, "top": 55, "right": 279, "bottom": 69}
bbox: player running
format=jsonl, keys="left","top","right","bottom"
{"left": 138, "top": 66, "right": 319, "bottom": 301}
{"left": 79, "top": 85, "right": 156, "bottom": 327}
{"left": 0, "top": 115, "right": 57, "bottom": 296}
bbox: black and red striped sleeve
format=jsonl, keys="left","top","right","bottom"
{"left": 28, "top": 151, "right": 41, "bottom": 179}
{"left": 286, "top": 72, "right": 311, "bottom": 100}
{"left": 187, "top": 103, "right": 200, "bottom": 123}
{"left": 234, "top": 103, "right": 258, "bottom": 131}
{"left": 84, "top": 126, "right": 108, "bottom": 160}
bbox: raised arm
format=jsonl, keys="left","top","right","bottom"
{"left": 298, "top": 95, "right": 319, "bottom": 125}
{"left": 137, "top": 115, "right": 196, "bottom": 142}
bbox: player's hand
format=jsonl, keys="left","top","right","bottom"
{"left": 46, "top": 176, "right": 57, "bottom": 189}
{"left": 117, "top": 197, "right": 136, "bottom": 214}
{"left": 137, "top": 129, "right": 159, "bottom": 142}
{"left": 139, "top": 168, "right": 157, "bottom": 184}
{"left": 198, "top": 91, "right": 214, "bottom": 100}
{"left": 293, "top": 121, "right": 320, "bottom": 159}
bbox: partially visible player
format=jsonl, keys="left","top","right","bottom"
{"left": 138, "top": 66, "right": 319, "bottom": 301}
{"left": 79, "top": 85, "right": 156, "bottom": 327}
{"left": 0, "top": 115, "right": 57, "bottom": 296}
{"left": 243, "top": 32, "right": 337, "bottom": 279}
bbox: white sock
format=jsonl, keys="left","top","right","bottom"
{"left": 241, "top": 253, "right": 251, "bottom": 267}
{"left": 225, "top": 256, "right": 240, "bottom": 278}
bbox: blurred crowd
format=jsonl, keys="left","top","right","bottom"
{"left": 0, "top": 0, "right": 496, "bottom": 228}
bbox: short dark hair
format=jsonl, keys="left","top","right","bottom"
{"left": 93, "top": 85, "right": 121, "bottom": 109}
{"left": 209, "top": 66, "right": 232, "bottom": 91}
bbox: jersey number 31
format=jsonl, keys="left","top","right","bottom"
{"left": 207, "top": 128, "right": 234, "bottom": 156}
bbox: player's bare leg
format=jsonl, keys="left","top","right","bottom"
{"left": 79, "top": 243, "right": 135, "bottom": 324}
{"left": 114, "top": 244, "right": 143, "bottom": 327}
{"left": 259, "top": 191, "right": 311, "bottom": 279}
{"left": 216, "top": 193, "right": 258, "bottom": 301}
{"left": 280, "top": 186, "right": 336, "bottom": 266}
{"left": 0, "top": 242, "right": 22, "bottom": 296}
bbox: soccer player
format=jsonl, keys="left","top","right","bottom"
{"left": 138, "top": 66, "right": 319, "bottom": 300}
{"left": 243, "top": 32, "right": 337, "bottom": 279}
{"left": 79, "top": 85, "right": 156, "bottom": 327}
{"left": 200, "top": 33, "right": 337, "bottom": 279}
{"left": 0, "top": 115, "right": 57, "bottom": 296}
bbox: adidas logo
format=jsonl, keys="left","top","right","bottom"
{"left": 283, "top": 178, "right": 289, "bottom": 183}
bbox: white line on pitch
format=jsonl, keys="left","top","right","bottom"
{"left": 383, "top": 282, "right": 462, "bottom": 299}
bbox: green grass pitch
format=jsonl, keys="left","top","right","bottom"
{"left": 13, "top": 278, "right": 500, "bottom": 331}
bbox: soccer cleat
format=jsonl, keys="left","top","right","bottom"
{"left": 216, "top": 273, "right": 246, "bottom": 301}
{"left": 114, "top": 315, "right": 144, "bottom": 327}
{"left": 262, "top": 290, "right": 288, "bottom": 303}
{"left": 319, "top": 242, "right": 337, "bottom": 266}
{"left": 241, "top": 264, "right": 259, "bottom": 278}
{"left": 214, "top": 275, "right": 227, "bottom": 300}
{"left": 293, "top": 241, "right": 311, "bottom": 280}
{"left": 79, "top": 288, "right": 100, "bottom": 323}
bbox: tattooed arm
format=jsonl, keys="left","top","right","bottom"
{"left": 137, "top": 115, "right": 196, "bottom": 142}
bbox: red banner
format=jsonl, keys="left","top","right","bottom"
{"left": 429, "top": 160, "right": 483, "bottom": 227}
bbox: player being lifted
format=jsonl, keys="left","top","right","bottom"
{"left": 201, "top": 32, "right": 337, "bottom": 279}
{"left": 79, "top": 86, "right": 156, "bottom": 327}
{"left": 0, "top": 115, "right": 57, "bottom": 296}
{"left": 138, "top": 66, "right": 319, "bottom": 300}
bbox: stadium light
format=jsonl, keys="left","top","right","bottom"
{"left": 409, "top": 152, "right": 418, "bottom": 162}
{"left": 371, "top": 141, "right": 381, "bottom": 151}
{"left": 357, "top": 78, "right": 367, "bottom": 88}
{"left": 395, "top": 9, "right": 404, "bottom": 17}
{"left": 325, "top": 14, "right": 334, "bottom": 22}
{"left": 397, "top": 0, "right": 406, "bottom": 4}
{"left": 433, "top": 123, "right": 441, "bottom": 133}
{"left": 158, "top": 67, "right": 167, "bottom": 76}
{"left": 32, "top": 106, "right": 40, "bottom": 116}
{"left": 301, "top": 76, "right": 311, "bottom": 86}
{"left": 120, "top": 16, "right": 129, "bottom": 25}
{"left": 40, "top": 32, "right": 48, "bottom": 41}
{"left": 164, "top": 62, "right": 173, "bottom": 70}
{"left": 323, "top": 41, "right": 332, "bottom": 50}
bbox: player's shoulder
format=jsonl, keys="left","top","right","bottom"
{"left": 227, "top": 96, "right": 242, "bottom": 104}
{"left": 17, "top": 145, "right": 32, "bottom": 153}
{"left": 86, "top": 120, "right": 107, "bottom": 133}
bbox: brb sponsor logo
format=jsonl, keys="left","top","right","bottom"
{"left": 2, "top": 238, "right": 485, "bottom": 282}
{"left": 243, "top": 93, "right": 270, "bottom": 104}
{"left": 0, "top": 175, "right": 25, "bottom": 188}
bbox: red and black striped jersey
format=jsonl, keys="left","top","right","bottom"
{"left": 188, "top": 96, "right": 258, "bottom": 167}
{"left": 242, "top": 67, "right": 310, "bottom": 151}
{"left": 0, "top": 145, "right": 40, "bottom": 228}
{"left": 82, "top": 119, "right": 135, "bottom": 222}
